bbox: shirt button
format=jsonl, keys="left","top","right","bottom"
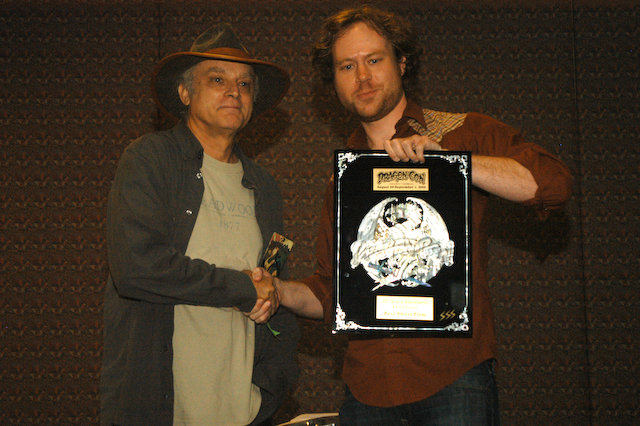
{"left": 196, "top": 172, "right": 202, "bottom": 179}
{"left": 186, "top": 210, "right": 193, "bottom": 215}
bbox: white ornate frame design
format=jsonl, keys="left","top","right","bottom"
{"left": 333, "top": 151, "right": 471, "bottom": 335}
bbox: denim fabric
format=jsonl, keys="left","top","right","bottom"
{"left": 339, "top": 360, "right": 500, "bottom": 426}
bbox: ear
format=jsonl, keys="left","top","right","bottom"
{"left": 398, "top": 56, "right": 407, "bottom": 76}
{"left": 178, "top": 83, "right": 190, "bottom": 107}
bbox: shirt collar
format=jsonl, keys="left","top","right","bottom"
{"left": 403, "top": 98, "right": 427, "bottom": 126}
{"left": 346, "top": 98, "right": 426, "bottom": 149}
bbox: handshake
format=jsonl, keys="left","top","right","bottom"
{"left": 243, "top": 267, "right": 280, "bottom": 324}
{"left": 241, "top": 267, "right": 324, "bottom": 323}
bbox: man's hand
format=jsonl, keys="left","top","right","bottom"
{"left": 385, "top": 135, "right": 538, "bottom": 202}
{"left": 243, "top": 268, "right": 279, "bottom": 324}
{"left": 383, "top": 134, "right": 443, "bottom": 163}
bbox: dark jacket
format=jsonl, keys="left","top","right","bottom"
{"left": 100, "top": 121, "right": 299, "bottom": 425}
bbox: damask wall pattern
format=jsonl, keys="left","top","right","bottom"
{"left": 1, "top": 1, "right": 638, "bottom": 424}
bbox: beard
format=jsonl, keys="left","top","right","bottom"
{"left": 341, "top": 81, "right": 405, "bottom": 123}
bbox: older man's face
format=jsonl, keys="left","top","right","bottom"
{"left": 179, "top": 59, "right": 255, "bottom": 136}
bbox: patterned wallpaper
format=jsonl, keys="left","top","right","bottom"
{"left": 1, "top": 1, "right": 638, "bottom": 424}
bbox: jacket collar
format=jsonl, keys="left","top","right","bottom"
{"left": 172, "top": 120, "right": 260, "bottom": 188}
{"left": 173, "top": 120, "right": 205, "bottom": 160}
{"left": 173, "top": 120, "right": 249, "bottom": 163}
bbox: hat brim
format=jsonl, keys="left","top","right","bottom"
{"left": 152, "top": 51, "right": 290, "bottom": 119}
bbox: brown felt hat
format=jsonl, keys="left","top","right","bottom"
{"left": 152, "top": 23, "right": 290, "bottom": 119}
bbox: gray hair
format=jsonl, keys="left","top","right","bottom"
{"left": 178, "top": 61, "right": 260, "bottom": 107}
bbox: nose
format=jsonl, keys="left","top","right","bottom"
{"left": 226, "top": 82, "right": 240, "bottom": 98}
{"left": 357, "top": 64, "right": 371, "bottom": 82}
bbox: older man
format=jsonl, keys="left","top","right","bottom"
{"left": 264, "top": 6, "right": 573, "bottom": 425}
{"left": 100, "top": 24, "right": 298, "bottom": 425}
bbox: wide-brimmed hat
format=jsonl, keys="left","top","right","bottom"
{"left": 152, "top": 23, "right": 290, "bottom": 119}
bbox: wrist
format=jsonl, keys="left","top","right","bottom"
{"left": 276, "top": 278, "right": 291, "bottom": 307}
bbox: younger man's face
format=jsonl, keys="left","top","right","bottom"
{"left": 331, "top": 22, "right": 406, "bottom": 123}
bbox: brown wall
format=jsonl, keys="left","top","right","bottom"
{"left": 1, "top": 0, "right": 638, "bottom": 424}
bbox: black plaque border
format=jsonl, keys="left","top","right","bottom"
{"left": 333, "top": 150, "right": 472, "bottom": 336}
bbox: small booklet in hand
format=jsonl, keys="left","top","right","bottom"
{"left": 260, "top": 232, "right": 294, "bottom": 277}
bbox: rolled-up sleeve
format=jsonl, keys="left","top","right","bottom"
{"left": 448, "top": 113, "right": 573, "bottom": 218}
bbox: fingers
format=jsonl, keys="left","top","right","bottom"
{"left": 383, "top": 138, "right": 411, "bottom": 162}
{"left": 251, "top": 266, "right": 264, "bottom": 281}
{"left": 249, "top": 296, "right": 278, "bottom": 324}
{"left": 413, "top": 139, "right": 426, "bottom": 160}
{"left": 244, "top": 298, "right": 264, "bottom": 317}
{"left": 245, "top": 299, "right": 274, "bottom": 324}
{"left": 384, "top": 135, "right": 442, "bottom": 163}
{"left": 245, "top": 268, "right": 280, "bottom": 323}
{"left": 383, "top": 136, "right": 421, "bottom": 162}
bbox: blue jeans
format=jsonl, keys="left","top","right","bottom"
{"left": 339, "top": 360, "right": 500, "bottom": 425}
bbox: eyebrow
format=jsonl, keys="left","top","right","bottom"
{"left": 334, "top": 49, "right": 388, "bottom": 65}
{"left": 203, "top": 65, "right": 255, "bottom": 80}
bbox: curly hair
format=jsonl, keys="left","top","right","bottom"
{"left": 312, "top": 6, "right": 420, "bottom": 84}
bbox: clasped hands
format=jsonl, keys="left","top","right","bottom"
{"left": 239, "top": 137, "right": 441, "bottom": 323}
{"left": 243, "top": 267, "right": 280, "bottom": 324}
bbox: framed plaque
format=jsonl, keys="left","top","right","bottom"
{"left": 333, "top": 150, "right": 472, "bottom": 336}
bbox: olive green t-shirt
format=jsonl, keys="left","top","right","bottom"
{"left": 173, "top": 154, "right": 262, "bottom": 425}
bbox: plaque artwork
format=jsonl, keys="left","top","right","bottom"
{"left": 333, "top": 150, "right": 472, "bottom": 336}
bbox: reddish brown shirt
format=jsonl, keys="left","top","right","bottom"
{"left": 302, "top": 100, "right": 573, "bottom": 407}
